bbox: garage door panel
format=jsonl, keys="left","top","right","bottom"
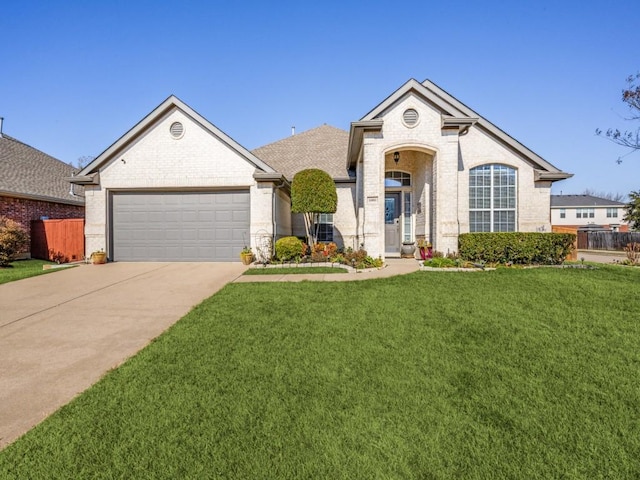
{"left": 198, "top": 210, "right": 215, "bottom": 221}
{"left": 215, "top": 210, "right": 232, "bottom": 222}
{"left": 182, "top": 210, "right": 197, "bottom": 222}
{"left": 112, "top": 191, "right": 250, "bottom": 261}
{"left": 232, "top": 228, "right": 247, "bottom": 241}
{"left": 233, "top": 210, "right": 249, "bottom": 222}
{"left": 215, "top": 229, "right": 232, "bottom": 241}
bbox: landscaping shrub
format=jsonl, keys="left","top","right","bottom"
{"left": 310, "top": 242, "right": 338, "bottom": 262}
{"left": 341, "top": 247, "right": 383, "bottom": 269}
{"left": 459, "top": 232, "right": 575, "bottom": 265}
{"left": 424, "top": 257, "right": 456, "bottom": 268}
{"left": 0, "top": 217, "right": 28, "bottom": 267}
{"left": 274, "top": 236, "right": 305, "bottom": 261}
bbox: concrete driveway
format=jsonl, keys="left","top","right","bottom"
{"left": 0, "top": 262, "right": 245, "bottom": 449}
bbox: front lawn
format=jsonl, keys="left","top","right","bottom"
{"left": 1, "top": 267, "right": 639, "bottom": 478}
{"left": 0, "top": 259, "right": 60, "bottom": 285}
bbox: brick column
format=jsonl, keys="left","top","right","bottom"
{"left": 434, "top": 129, "right": 460, "bottom": 254}
{"left": 362, "top": 137, "right": 383, "bottom": 258}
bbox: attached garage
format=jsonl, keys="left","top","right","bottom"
{"left": 111, "top": 190, "right": 250, "bottom": 261}
{"left": 70, "top": 96, "right": 286, "bottom": 262}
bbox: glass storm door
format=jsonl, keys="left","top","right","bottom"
{"left": 385, "top": 192, "right": 401, "bottom": 253}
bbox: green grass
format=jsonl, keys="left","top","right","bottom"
{"left": 244, "top": 266, "right": 348, "bottom": 275}
{"left": 0, "top": 259, "right": 62, "bottom": 285}
{"left": 1, "top": 266, "right": 640, "bottom": 478}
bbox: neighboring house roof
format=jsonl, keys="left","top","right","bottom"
{"left": 349, "top": 78, "right": 572, "bottom": 182}
{"left": 551, "top": 194, "right": 626, "bottom": 208}
{"left": 0, "top": 133, "right": 84, "bottom": 205}
{"left": 73, "top": 95, "right": 276, "bottom": 184}
{"left": 252, "top": 124, "right": 351, "bottom": 181}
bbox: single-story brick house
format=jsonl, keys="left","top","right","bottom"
{"left": 0, "top": 125, "right": 85, "bottom": 257}
{"left": 71, "top": 78, "right": 572, "bottom": 262}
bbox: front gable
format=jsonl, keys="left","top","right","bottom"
{"left": 349, "top": 78, "right": 571, "bottom": 181}
{"left": 72, "top": 95, "right": 277, "bottom": 188}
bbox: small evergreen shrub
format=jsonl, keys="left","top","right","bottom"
{"left": 0, "top": 217, "right": 29, "bottom": 267}
{"left": 459, "top": 232, "right": 575, "bottom": 265}
{"left": 275, "top": 236, "right": 305, "bottom": 261}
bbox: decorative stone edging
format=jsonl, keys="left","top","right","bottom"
{"left": 248, "top": 262, "right": 387, "bottom": 274}
{"left": 418, "top": 265, "right": 495, "bottom": 272}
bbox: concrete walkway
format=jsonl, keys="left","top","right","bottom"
{"left": 234, "top": 258, "right": 421, "bottom": 283}
{"left": 0, "top": 262, "right": 245, "bottom": 449}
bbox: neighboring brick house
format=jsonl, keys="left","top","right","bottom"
{"left": 0, "top": 128, "right": 85, "bottom": 257}
{"left": 551, "top": 194, "right": 629, "bottom": 232}
{"left": 72, "top": 78, "right": 572, "bottom": 262}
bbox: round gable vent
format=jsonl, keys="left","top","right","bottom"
{"left": 402, "top": 108, "right": 419, "bottom": 127}
{"left": 170, "top": 122, "right": 184, "bottom": 139}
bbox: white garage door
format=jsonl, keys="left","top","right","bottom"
{"left": 111, "top": 191, "right": 250, "bottom": 261}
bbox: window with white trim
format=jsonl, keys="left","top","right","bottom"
{"left": 606, "top": 208, "right": 618, "bottom": 218}
{"left": 576, "top": 208, "right": 595, "bottom": 219}
{"left": 315, "top": 213, "right": 334, "bottom": 242}
{"left": 469, "top": 165, "right": 517, "bottom": 232}
{"left": 559, "top": 208, "right": 566, "bottom": 219}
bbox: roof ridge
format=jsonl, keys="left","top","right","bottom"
{"left": 252, "top": 124, "right": 347, "bottom": 152}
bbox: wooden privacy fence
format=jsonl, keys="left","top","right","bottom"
{"left": 577, "top": 231, "right": 640, "bottom": 251}
{"left": 31, "top": 218, "right": 85, "bottom": 263}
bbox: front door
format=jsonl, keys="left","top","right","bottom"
{"left": 385, "top": 192, "right": 401, "bottom": 253}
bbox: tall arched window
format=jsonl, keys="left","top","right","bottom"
{"left": 469, "top": 164, "right": 517, "bottom": 232}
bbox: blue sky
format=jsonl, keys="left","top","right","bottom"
{"left": 2, "top": 1, "right": 639, "bottom": 197}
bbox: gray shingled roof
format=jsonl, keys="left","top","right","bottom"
{"left": 252, "top": 124, "right": 350, "bottom": 180}
{"left": 0, "top": 134, "right": 84, "bottom": 205}
{"left": 551, "top": 194, "right": 625, "bottom": 208}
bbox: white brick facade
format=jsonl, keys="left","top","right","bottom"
{"left": 77, "top": 99, "right": 278, "bottom": 259}
{"left": 75, "top": 81, "right": 571, "bottom": 262}
{"left": 350, "top": 81, "right": 571, "bottom": 258}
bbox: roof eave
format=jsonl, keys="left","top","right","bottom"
{"left": 441, "top": 115, "right": 479, "bottom": 134}
{"left": 68, "top": 173, "right": 100, "bottom": 185}
{"left": 253, "top": 172, "right": 291, "bottom": 194}
{"left": 0, "top": 190, "right": 85, "bottom": 206}
{"left": 534, "top": 170, "right": 574, "bottom": 182}
{"left": 347, "top": 120, "right": 384, "bottom": 169}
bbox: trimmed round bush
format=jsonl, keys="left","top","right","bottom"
{"left": 275, "top": 236, "right": 305, "bottom": 261}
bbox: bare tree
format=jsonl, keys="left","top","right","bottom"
{"left": 75, "top": 155, "right": 95, "bottom": 170}
{"left": 596, "top": 73, "right": 640, "bottom": 163}
{"left": 581, "top": 189, "right": 627, "bottom": 202}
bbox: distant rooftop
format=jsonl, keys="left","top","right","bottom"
{"left": 551, "top": 194, "right": 625, "bottom": 208}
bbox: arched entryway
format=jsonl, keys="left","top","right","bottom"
{"left": 384, "top": 149, "right": 434, "bottom": 256}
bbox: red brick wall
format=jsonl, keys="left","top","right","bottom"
{"left": 0, "top": 196, "right": 85, "bottom": 256}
